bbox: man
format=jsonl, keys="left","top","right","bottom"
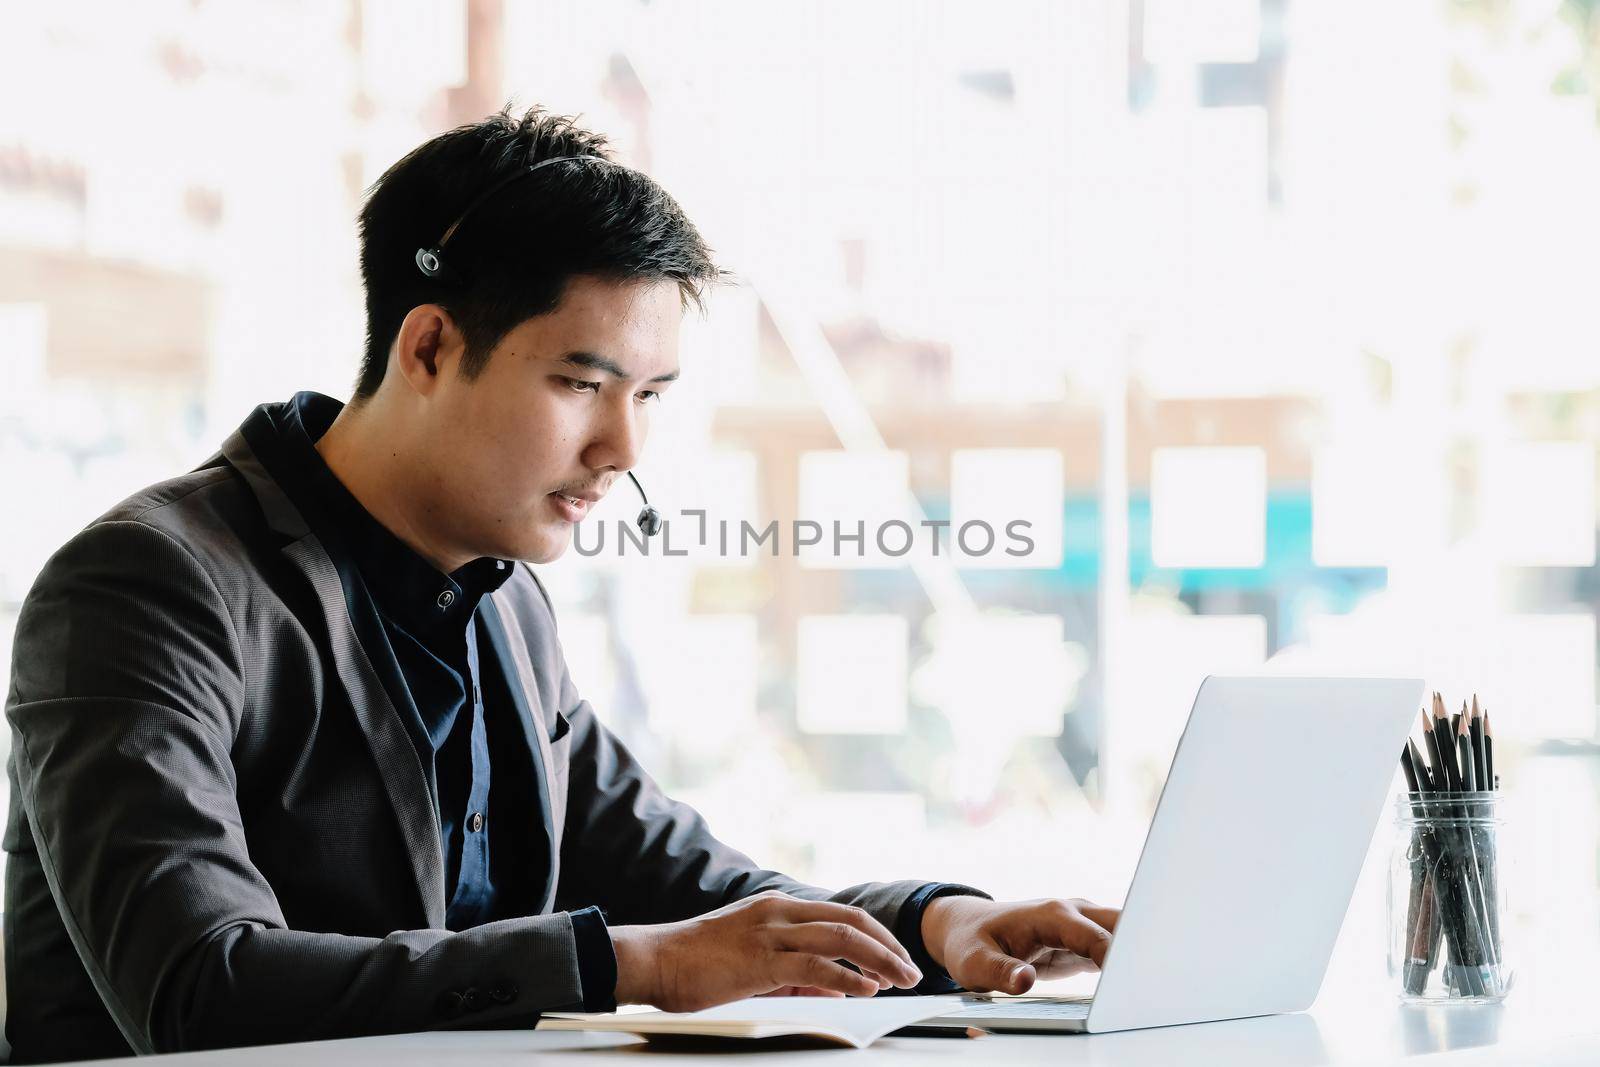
{"left": 4, "top": 107, "right": 1118, "bottom": 1063}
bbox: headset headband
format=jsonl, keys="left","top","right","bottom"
{"left": 414, "top": 154, "right": 608, "bottom": 279}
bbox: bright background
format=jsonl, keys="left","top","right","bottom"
{"left": 3, "top": 0, "right": 1599, "bottom": 1007}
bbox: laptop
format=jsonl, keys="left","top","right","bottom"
{"left": 922, "top": 674, "right": 1424, "bottom": 1034}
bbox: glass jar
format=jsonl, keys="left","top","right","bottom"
{"left": 1387, "top": 791, "right": 1510, "bottom": 1001}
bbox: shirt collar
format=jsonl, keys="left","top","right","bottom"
{"left": 266, "top": 391, "right": 514, "bottom": 638}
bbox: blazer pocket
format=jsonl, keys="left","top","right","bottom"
{"left": 548, "top": 710, "right": 571, "bottom": 744}
{"left": 545, "top": 712, "right": 573, "bottom": 854}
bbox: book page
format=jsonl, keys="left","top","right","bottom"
{"left": 542, "top": 995, "right": 961, "bottom": 1049}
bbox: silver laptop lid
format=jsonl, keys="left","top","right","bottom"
{"left": 1086, "top": 675, "right": 1424, "bottom": 1033}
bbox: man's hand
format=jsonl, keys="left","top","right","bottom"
{"left": 921, "top": 896, "right": 1120, "bottom": 995}
{"left": 610, "top": 891, "right": 924, "bottom": 1012}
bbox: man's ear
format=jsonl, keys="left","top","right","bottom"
{"left": 391, "top": 304, "right": 467, "bottom": 397}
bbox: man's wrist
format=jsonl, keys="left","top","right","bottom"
{"left": 920, "top": 896, "right": 961, "bottom": 969}
{"left": 609, "top": 925, "right": 660, "bottom": 1007}
{"left": 897, "top": 883, "right": 990, "bottom": 990}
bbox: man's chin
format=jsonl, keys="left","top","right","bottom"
{"left": 518, "top": 524, "right": 575, "bottom": 565}
{"left": 470, "top": 518, "right": 574, "bottom": 567}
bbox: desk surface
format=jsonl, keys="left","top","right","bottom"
{"left": 81, "top": 986, "right": 1600, "bottom": 1067}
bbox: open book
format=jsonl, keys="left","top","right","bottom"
{"left": 539, "top": 995, "right": 962, "bottom": 1049}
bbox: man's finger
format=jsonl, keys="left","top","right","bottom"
{"left": 1029, "top": 902, "right": 1114, "bottom": 966}
{"left": 776, "top": 922, "right": 920, "bottom": 987}
{"left": 1078, "top": 903, "right": 1121, "bottom": 933}
{"left": 775, "top": 899, "right": 919, "bottom": 973}
{"left": 963, "top": 947, "right": 1037, "bottom": 995}
{"left": 776, "top": 953, "right": 882, "bottom": 998}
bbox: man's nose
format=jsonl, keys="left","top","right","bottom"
{"left": 585, "top": 395, "right": 645, "bottom": 474}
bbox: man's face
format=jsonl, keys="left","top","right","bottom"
{"left": 421, "top": 274, "right": 682, "bottom": 565}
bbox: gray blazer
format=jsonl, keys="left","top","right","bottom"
{"left": 4, "top": 424, "right": 931, "bottom": 1062}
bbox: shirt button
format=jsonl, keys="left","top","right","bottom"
{"left": 469, "top": 811, "right": 484, "bottom": 833}
{"left": 436, "top": 590, "right": 455, "bottom": 609}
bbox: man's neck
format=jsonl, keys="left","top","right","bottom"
{"left": 314, "top": 399, "right": 470, "bottom": 575}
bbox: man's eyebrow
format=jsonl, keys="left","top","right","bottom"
{"left": 561, "top": 351, "right": 679, "bottom": 384}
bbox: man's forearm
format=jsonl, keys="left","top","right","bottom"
{"left": 151, "top": 915, "right": 587, "bottom": 1052}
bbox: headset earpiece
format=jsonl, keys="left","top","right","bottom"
{"left": 415, "top": 248, "right": 444, "bottom": 278}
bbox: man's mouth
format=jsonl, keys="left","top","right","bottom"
{"left": 548, "top": 491, "right": 594, "bottom": 522}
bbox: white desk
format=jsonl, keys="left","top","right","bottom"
{"left": 88, "top": 987, "right": 1599, "bottom": 1067}
{"left": 43, "top": 839, "right": 1600, "bottom": 1067}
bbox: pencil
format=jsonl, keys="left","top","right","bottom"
{"left": 1431, "top": 694, "right": 1464, "bottom": 792}
{"left": 1420, "top": 707, "right": 1447, "bottom": 792}
{"left": 1398, "top": 742, "right": 1429, "bottom": 992}
{"left": 1483, "top": 710, "right": 1494, "bottom": 789}
{"left": 1401, "top": 743, "right": 1422, "bottom": 794}
{"left": 1469, "top": 696, "right": 1487, "bottom": 791}
{"left": 893, "top": 1026, "right": 988, "bottom": 1039}
{"left": 1456, "top": 711, "right": 1500, "bottom": 988}
{"left": 1457, "top": 713, "right": 1477, "bottom": 793}
{"left": 1404, "top": 868, "right": 1434, "bottom": 994}
{"left": 1478, "top": 708, "right": 1502, "bottom": 975}
{"left": 1409, "top": 739, "right": 1436, "bottom": 792}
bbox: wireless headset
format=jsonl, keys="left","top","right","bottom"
{"left": 416, "top": 154, "right": 663, "bottom": 538}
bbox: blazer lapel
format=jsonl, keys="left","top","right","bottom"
{"left": 221, "top": 429, "right": 448, "bottom": 928}
{"left": 484, "top": 593, "right": 562, "bottom": 913}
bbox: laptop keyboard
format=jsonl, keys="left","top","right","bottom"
{"left": 946, "top": 997, "right": 1092, "bottom": 1020}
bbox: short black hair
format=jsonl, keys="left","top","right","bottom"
{"left": 354, "top": 105, "right": 723, "bottom": 399}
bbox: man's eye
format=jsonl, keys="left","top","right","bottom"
{"left": 564, "top": 378, "right": 602, "bottom": 394}
{"left": 635, "top": 390, "right": 661, "bottom": 404}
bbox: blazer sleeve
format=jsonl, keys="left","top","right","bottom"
{"left": 7, "top": 520, "right": 588, "bottom": 1055}
{"left": 524, "top": 576, "right": 935, "bottom": 939}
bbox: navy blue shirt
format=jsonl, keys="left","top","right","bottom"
{"left": 242, "top": 392, "right": 615, "bottom": 1010}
